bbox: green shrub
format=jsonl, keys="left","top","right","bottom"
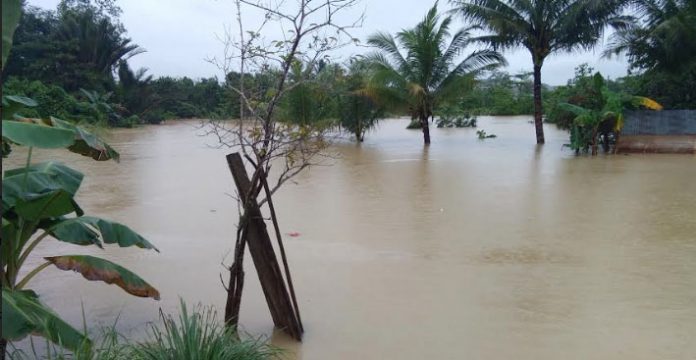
{"left": 121, "top": 115, "right": 140, "bottom": 128}
{"left": 1, "top": 77, "right": 121, "bottom": 126}
{"left": 435, "top": 106, "right": 477, "bottom": 128}
{"left": 406, "top": 118, "right": 422, "bottom": 129}
{"left": 142, "top": 110, "right": 167, "bottom": 124}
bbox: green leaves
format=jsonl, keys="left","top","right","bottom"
{"left": 2, "top": 13, "right": 157, "bottom": 351}
{"left": 5, "top": 161, "right": 84, "bottom": 195}
{"left": 2, "top": 116, "right": 120, "bottom": 161}
{"left": 51, "top": 117, "right": 120, "bottom": 162}
{"left": 2, "top": 288, "right": 91, "bottom": 352}
{"left": 46, "top": 255, "right": 161, "bottom": 300}
{"left": 46, "top": 216, "right": 159, "bottom": 251}
{"left": 2, "top": 0, "right": 22, "bottom": 69}
{"left": 15, "top": 190, "right": 83, "bottom": 220}
{"left": 2, "top": 121, "right": 76, "bottom": 149}
{"left": 3, "top": 162, "right": 85, "bottom": 220}
{"left": 2, "top": 95, "right": 38, "bottom": 119}
{"left": 366, "top": 3, "right": 505, "bottom": 145}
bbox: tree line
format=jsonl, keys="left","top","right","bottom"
{"left": 2, "top": 0, "right": 238, "bottom": 126}
{"left": 2, "top": 0, "right": 694, "bottom": 143}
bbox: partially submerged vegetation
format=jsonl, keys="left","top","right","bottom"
{"left": 546, "top": 64, "right": 662, "bottom": 154}
{"left": 366, "top": 3, "right": 505, "bottom": 144}
{"left": 476, "top": 129, "right": 497, "bottom": 139}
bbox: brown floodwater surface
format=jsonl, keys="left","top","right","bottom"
{"left": 5, "top": 117, "right": 696, "bottom": 359}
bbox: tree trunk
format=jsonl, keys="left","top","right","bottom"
{"left": 224, "top": 226, "right": 246, "bottom": 327}
{"left": 533, "top": 63, "right": 546, "bottom": 144}
{"left": 420, "top": 115, "right": 431, "bottom": 145}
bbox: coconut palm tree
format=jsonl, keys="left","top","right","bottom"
{"left": 367, "top": 3, "right": 506, "bottom": 145}
{"left": 604, "top": 0, "right": 696, "bottom": 73}
{"left": 338, "top": 59, "right": 385, "bottom": 142}
{"left": 451, "top": 0, "right": 630, "bottom": 144}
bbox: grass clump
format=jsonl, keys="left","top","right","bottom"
{"left": 132, "top": 301, "right": 278, "bottom": 360}
{"left": 8, "top": 301, "right": 279, "bottom": 360}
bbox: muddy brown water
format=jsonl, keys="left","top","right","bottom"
{"left": 5, "top": 117, "right": 696, "bottom": 359}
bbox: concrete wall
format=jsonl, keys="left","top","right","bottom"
{"left": 616, "top": 135, "right": 696, "bottom": 154}
{"left": 618, "top": 110, "right": 696, "bottom": 154}
{"left": 623, "top": 110, "right": 696, "bottom": 135}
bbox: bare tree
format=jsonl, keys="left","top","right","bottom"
{"left": 206, "top": 0, "right": 363, "bottom": 339}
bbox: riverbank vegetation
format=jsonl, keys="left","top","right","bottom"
{"left": 3, "top": 1, "right": 692, "bottom": 137}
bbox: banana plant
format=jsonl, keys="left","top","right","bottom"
{"left": 2, "top": 3, "right": 159, "bottom": 354}
{"left": 560, "top": 72, "right": 662, "bottom": 155}
{"left": 1, "top": 96, "right": 161, "bottom": 355}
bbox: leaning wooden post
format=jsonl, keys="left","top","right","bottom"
{"left": 224, "top": 152, "right": 303, "bottom": 340}
{"left": 259, "top": 170, "right": 304, "bottom": 332}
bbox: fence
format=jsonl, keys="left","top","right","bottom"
{"left": 622, "top": 110, "right": 696, "bottom": 135}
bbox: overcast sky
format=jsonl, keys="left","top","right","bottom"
{"left": 29, "top": 0, "right": 630, "bottom": 85}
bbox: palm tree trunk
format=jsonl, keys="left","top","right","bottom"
{"left": 533, "top": 63, "right": 545, "bottom": 144}
{"left": 420, "top": 115, "right": 431, "bottom": 145}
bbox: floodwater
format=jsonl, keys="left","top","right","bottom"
{"left": 6, "top": 117, "right": 696, "bottom": 359}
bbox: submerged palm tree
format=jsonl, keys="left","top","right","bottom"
{"left": 367, "top": 3, "right": 505, "bottom": 145}
{"left": 451, "top": 0, "right": 629, "bottom": 144}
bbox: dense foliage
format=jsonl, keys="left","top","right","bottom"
{"left": 546, "top": 64, "right": 662, "bottom": 154}
{"left": 460, "top": 71, "right": 538, "bottom": 115}
{"left": 604, "top": 0, "right": 696, "bottom": 109}
{"left": 3, "top": 1, "right": 140, "bottom": 92}
{"left": 336, "top": 60, "right": 385, "bottom": 141}
{"left": 1, "top": 1, "right": 240, "bottom": 127}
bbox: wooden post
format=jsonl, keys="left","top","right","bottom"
{"left": 225, "top": 153, "right": 303, "bottom": 340}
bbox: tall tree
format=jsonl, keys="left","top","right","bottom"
{"left": 604, "top": 0, "right": 696, "bottom": 72}
{"left": 55, "top": 7, "right": 144, "bottom": 91}
{"left": 603, "top": 0, "right": 696, "bottom": 108}
{"left": 451, "top": 0, "right": 629, "bottom": 144}
{"left": 337, "top": 58, "right": 385, "bottom": 142}
{"left": 367, "top": 3, "right": 505, "bottom": 145}
{"left": 4, "top": 1, "right": 143, "bottom": 92}
{"left": 116, "top": 60, "right": 155, "bottom": 117}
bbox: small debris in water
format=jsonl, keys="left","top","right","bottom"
{"left": 287, "top": 232, "right": 301, "bottom": 237}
